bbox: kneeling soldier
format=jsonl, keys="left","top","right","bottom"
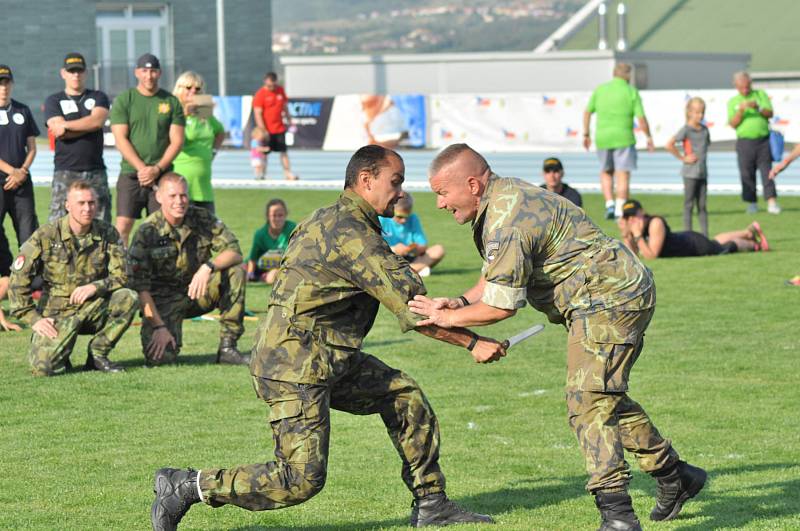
{"left": 128, "top": 172, "right": 248, "bottom": 366}
{"left": 9, "top": 180, "right": 137, "bottom": 376}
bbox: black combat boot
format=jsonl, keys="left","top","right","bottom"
{"left": 84, "top": 353, "right": 125, "bottom": 373}
{"left": 151, "top": 468, "right": 201, "bottom": 531}
{"left": 649, "top": 460, "right": 707, "bottom": 521}
{"left": 595, "top": 491, "right": 642, "bottom": 531}
{"left": 410, "top": 492, "right": 494, "bottom": 527}
{"left": 216, "top": 337, "right": 250, "bottom": 365}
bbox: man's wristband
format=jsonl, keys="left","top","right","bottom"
{"left": 458, "top": 295, "right": 470, "bottom": 307}
{"left": 152, "top": 324, "right": 166, "bottom": 331}
{"left": 205, "top": 260, "right": 216, "bottom": 272}
{"left": 466, "top": 333, "right": 479, "bottom": 351}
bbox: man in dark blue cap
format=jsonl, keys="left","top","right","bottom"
{"left": 110, "top": 53, "right": 184, "bottom": 245}
{"left": 44, "top": 52, "right": 112, "bottom": 223}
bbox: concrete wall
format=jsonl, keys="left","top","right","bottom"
{"left": 282, "top": 50, "right": 750, "bottom": 97}
{"left": 2, "top": 0, "right": 272, "bottom": 126}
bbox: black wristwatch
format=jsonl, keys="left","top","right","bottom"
{"left": 466, "top": 333, "right": 479, "bottom": 351}
{"left": 205, "top": 260, "right": 216, "bottom": 272}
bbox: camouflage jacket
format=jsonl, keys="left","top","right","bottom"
{"left": 474, "top": 175, "right": 654, "bottom": 323}
{"left": 9, "top": 216, "right": 127, "bottom": 324}
{"left": 251, "top": 190, "right": 426, "bottom": 383}
{"left": 127, "top": 206, "right": 241, "bottom": 298}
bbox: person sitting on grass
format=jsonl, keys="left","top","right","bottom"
{"left": 619, "top": 199, "right": 768, "bottom": 259}
{"left": 379, "top": 193, "right": 444, "bottom": 277}
{"left": 246, "top": 198, "right": 296, "bottom": 284}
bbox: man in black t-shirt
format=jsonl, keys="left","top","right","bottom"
{"left": 0, "top": 64, "right": 40, "bottom": 250}
{"left": 539, "top": 157, "right": 583, "bottom": 207}
{"left": 44, "top": 53, "right": 111, "bottom": 223}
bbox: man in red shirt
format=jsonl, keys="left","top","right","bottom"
{"left": 252, "top": 72, "right": 298, "bottom": 180}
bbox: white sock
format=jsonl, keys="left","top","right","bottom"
{"left": 605, "top": 199, "right": 615, "bottom": 208}
{"left": 196, "top": 470, "right": 205, "bottom": 503}
{"left": 614, "top": 198, "right": 625, "bottom": 215}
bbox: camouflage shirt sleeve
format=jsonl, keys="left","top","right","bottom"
{"left": 127, "top": 227, "right": 153, "bottom": 293}
{"left": 343, "top": 235, "right": 427, "bottom": 333}
{"left": 210, "top": 217, "right": 242, "bottom": 256}
{"left": 8, "top": 232, "right": 44, "bottom": 324}
{"left": 93, "top": 228, "right": 127, "bottom": 296}
{"left": 481, "top": 226, "right": 530, "bottom": 311}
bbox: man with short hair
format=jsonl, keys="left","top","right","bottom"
{"left": 9, "top": 180, "right": 137, "bottom": 376}
{"left": 44, "top": 52, "right": 112, "bottom": 223}
{"left": 583, "top": 63, "right": 654, "bottom": 219}
{"left": 252, "top": 72, "right": 298, "bottom": 180}
{"left": 150, "top": 145, "right": 500, "bottom": 530}
{"left": 110, "top": 53, "right": 185, "bottom": 245}
{"left": 728, "top": 71, "right": 779, "bottom": 214}
{"left": 0, "top": 64, "right": 40, "bottom": 250}
{"left": 539, "top": 157, "right": 582, "bottom": 207}
{"left": 127, "top": 173, "right": 249, "bottom": 367}
{"left": 410, "top": 144, "right": 706, "bottom": 531}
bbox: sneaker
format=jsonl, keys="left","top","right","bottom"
{"left": 410, "top": 492, "right": 494, "bottom": 527}
{"left": 605, "top": 205, "right": 616, "bottom": 220}
{"left": 649, "top": 461, "right": 707, "bottom": 521}
{"left": 418, "top": 266, "right": 431, "bottom": 278}
{"left": 767, "top": 202, "right": 781, "bottom": 215}
{"left": 749, "top": 221, "right": 769, "bottom": 251}
{"left": 151, "top": 468, "right": 201, "bottom": 531}
{"left": 745, "top": 202, "right": 758, "bottom": 214}
{"left": 786, "top": 276, "right": 800, "bottom": 287}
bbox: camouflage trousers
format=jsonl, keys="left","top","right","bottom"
{"left": 29, "top": 288, "right": 138, "bottom": 376}
{"left": 49, "top": 169, "right": 112, "bottom": 223}
{"left": 141, "top": 267, "right": 245, "bottom": 364}
{"left": 566, "top": 305, "right": 679, "bottom": 493}
{"left": 198, "top": 353, "right": 445, "bottom": 510}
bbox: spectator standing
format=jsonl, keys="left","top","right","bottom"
{"left": 665, "top": 97, "right": 711, "bottom": 236}
{"left": 379, "top": 193, "right": 445, "bottom": 277}
{"left": 0, "top": 64, "right": 39, "bottom": 249}
{"left": 44, "top": 52, "right": 111, "bottom": 223}
{"left": 110, "top": 53, "right": 185, "bottom": 245}
{"left": 246, "top": 198, "right": 295, "bottom": 285}
{"left": 583, "top": 63, "right": 654, "bottom": 219}
{"left": 252, "top": 72, "right": 298, "bottom": 181}
{"left": 539, "top": 157, "right": 583, "bottom": 207}
{"left": 728, "top": 71, "right": 779, "bottom": 214}
{"left": 1, "top": 225, "right": 21, "bottom": 331}
{"left": 172, "top": 71, "right": 225, "bottom": 214}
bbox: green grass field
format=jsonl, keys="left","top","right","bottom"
{"left": 1, "top": 187, "right": 798, "bottom": 530}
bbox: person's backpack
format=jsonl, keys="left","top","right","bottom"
{"left": 769, "top": 130, "right": 784, "bottom": 162}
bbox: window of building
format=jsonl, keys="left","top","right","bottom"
{"left": 95, "top": 4, "right": 173, "bottom": 95}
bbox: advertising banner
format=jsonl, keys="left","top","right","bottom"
{"left": 286, "top": 98, "right": 334, "bottom": 149}
{"left": 322, "top": 94, "right": 426, "bottom": 151}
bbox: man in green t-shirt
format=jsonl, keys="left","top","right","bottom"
{"left": 583, "top": 63, "right": 654, "bottom": 220}
{"left": 246, "top": 198, "right": 296, "bottom": 285}
{"left": 727, "top": 71, "right": 779, "bottom": 215}
{"left": 110, "top": 53, "right": 185, "bottom": 245}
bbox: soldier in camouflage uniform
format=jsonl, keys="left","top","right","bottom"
{"left": 127, "top": 173, "right": 249, "bottom": 366}
{"left": 410, "top": 144, "right": 707, "bottom": 531}
{"left": 9, "top": 180, "right": 136, "bottom": 376}
{"left": 150, "top": 146, "right": 502, "bottom": 530}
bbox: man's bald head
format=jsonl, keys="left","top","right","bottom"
{"left": 428, "top": 144, "right": 491, "bottom": 225}
{"left": 428, "top": 143, "right": 490, "bottom": 182}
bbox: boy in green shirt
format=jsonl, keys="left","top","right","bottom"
{"left": 247, "top": 198, "right": 296, "bottom": 284}
{"left": 110, "top": 53, "right": 185, "bottom": 245}
{"left": 727, "top": 71, "right": 779, "bottom": 214}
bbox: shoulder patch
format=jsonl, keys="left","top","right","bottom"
{"left": 486, "top": 241, "right": 500, "bottom": 262}
{"left": 12, "top": 255, "right": 25, "bottom": 271}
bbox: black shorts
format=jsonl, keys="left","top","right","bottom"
{"left": 116, "top": 172, "right": 160, "bottom": 219}
{"left": 267, "top": 132, "right": 287, "bottom": 152}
